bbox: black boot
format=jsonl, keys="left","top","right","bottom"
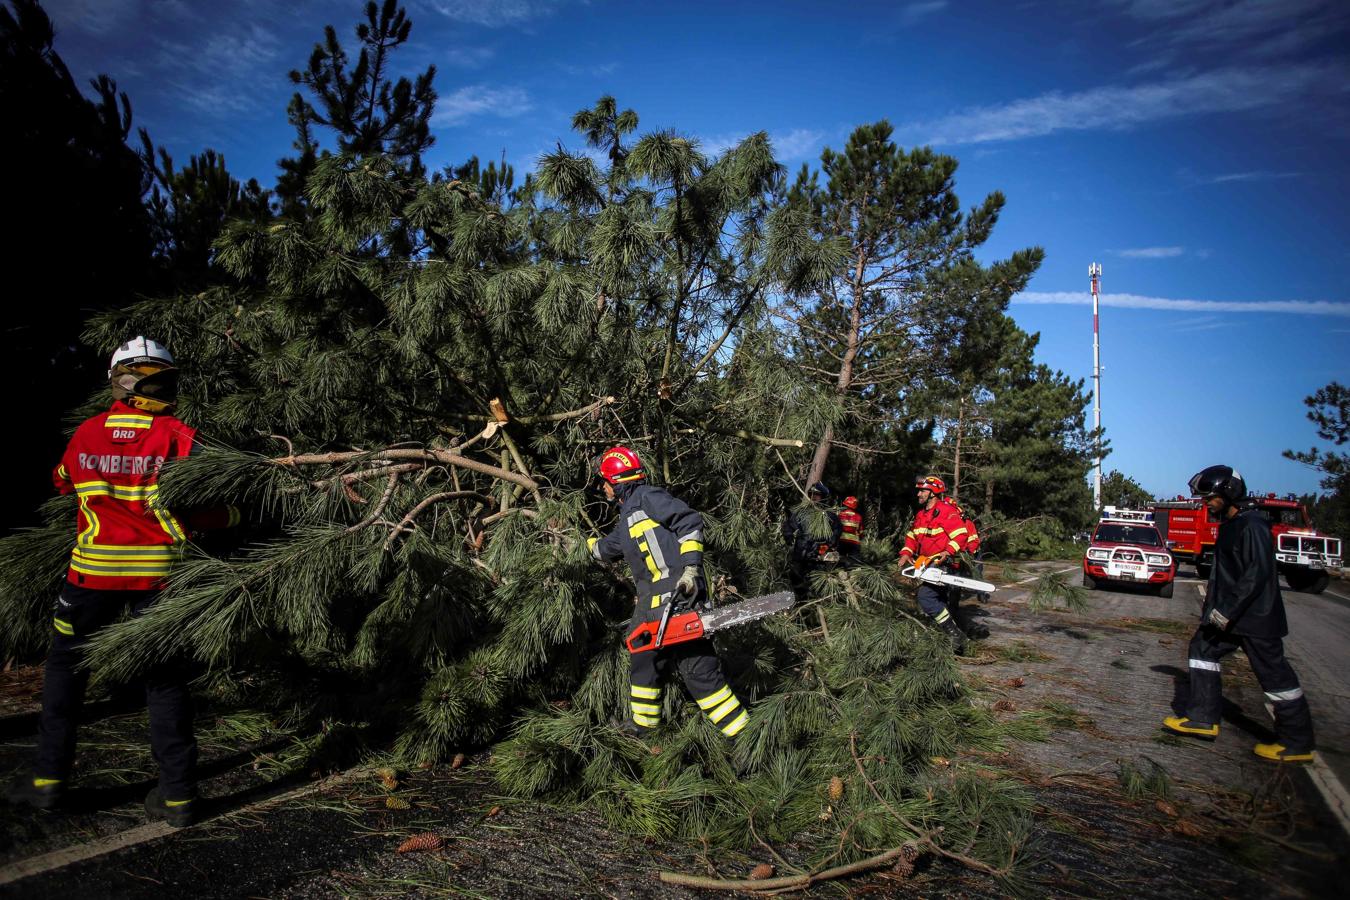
{"left": 938, "top": 617, "right": 969, "bottom": 655}
{"left": 6, "top": 773, "right": 64, "bottom": 810}
{"left": 952, "top": 604, "right": 990, "bottom": 639}
{"left": 145, "top": 788, "right": 197, "bottom": 828}
{"left": 610, "top": 719, "right": 654, "bottom": 740}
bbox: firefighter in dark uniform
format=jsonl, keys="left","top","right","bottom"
{"left": 6, "top": 338, "right": 239, "bottom": 825}
{"left": 782, "top": 481, "right": 842, "bottom": 601}
{"left": 588, "top": 446, "right": 749, "bottom": 740}
{"left": 1163, "top": 465, "right": 1316, "bottom": 762}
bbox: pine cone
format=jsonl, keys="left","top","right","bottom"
{"left": 748, "top": 863, "right": 775, "bottom": 880}
{"left": 993, "top": 699, "right": 1017, "bottom": 712}
{"left": 1173, "top": 818, "right": 1204, "bottom": 837}
{"left": 486, "top": 805, "right": 501, "bottom": 817}
{"left": 396, "top": 833, "right": 443, "bottom": 854}
{"left": 385, "top": 796, "right": 411, "bottom": 810}
{"left": 451, "top": 752, "right": 466, "bottom": 770}
{"left": 828, "top": 776, "right": 845, "bottom": 801}
{"left": 375, "top": 766, "right": 399, "bottom": 790}
{"left": 1155, "top": 799, "right": 1178, "bottom": 818}
{"left": 891, "top": 843, "right": 920, "bottom": 878}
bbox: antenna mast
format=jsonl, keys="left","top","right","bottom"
{"left": 1090, "top": 262, "right": 1103, "bottom": 511}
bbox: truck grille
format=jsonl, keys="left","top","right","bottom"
{"left": 1277, "top": 534, "right": 1342, "bottom": 560}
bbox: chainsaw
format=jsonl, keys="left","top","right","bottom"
{"left": 900, "top": 556, "right": 995, "bottom": 593}
{"left": 625, "top": 590, "right": 794, "bottom": 654}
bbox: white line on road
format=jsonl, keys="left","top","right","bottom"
{"left": 1263, "top": 702, "right": 1350, "bottom": 839}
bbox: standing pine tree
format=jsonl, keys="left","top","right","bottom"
{"left": 776, "top": 122, "right": 1042, "bottom": 490}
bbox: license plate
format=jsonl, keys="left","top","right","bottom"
{"left": 1308, "top": 561, "right": 1324, "bottom": 570}
{"left": 1119, "top": 571, "right": 1136, "bottom": 580}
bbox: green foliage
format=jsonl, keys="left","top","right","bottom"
{"left": 1284, "top": 381, "right": 1349, "bottom": 538}
{"left": 493, "top": 567, "right": 1034, "bottom": 868}
{"left": 1100, "top": 469, "right": 1156, "bottom": 511}
{"left": 2, "top": 2, "right": 1099, "bottom": 877}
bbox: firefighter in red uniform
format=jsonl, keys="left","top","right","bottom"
{"left": 6, "top": 338, "right": 237, "bottom": 826}
{"left": 896, "top": 476, "right": 971, "bottom": 652}
{"left": 943, "top": 499, "right": 990, "bottom": 635}
{"left": 838, "top": 496, "right": 863, "bottom": 562}
{"left": 587, "top": 447, "right": 749, "bottom": 740}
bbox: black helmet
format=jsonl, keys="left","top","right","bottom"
{"left": 807, "top": 481, "right": 830, "bottom": 498}
{"left": 1188, "top": 465, "right": 1247, "bottom": 505}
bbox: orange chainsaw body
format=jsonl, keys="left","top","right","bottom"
{"left": 626, "top": 610, "right": 705, "bottom": 653}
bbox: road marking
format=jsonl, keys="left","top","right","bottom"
{"left": 1323, "top": 586, "right": 1350, "bottom": 603}
{"left": 1262, "top": 702, "right": 1350, "bottom": 839}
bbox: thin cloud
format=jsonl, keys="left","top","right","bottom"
{"left": 426, "top": 0, "right": 569, "bottom": 27}
{"left": 900, "top": 1, "right": 949, "bottom": 24}
{"left": 444, "top": 46, "right": 497, "bottom": 68}
{"left": 1199, "top": 170, "right": 1300, "bottom": 185}
{"left": 1115, "top": 0, "right": 1348, "bottom": 57}
{"left": 432, "top": 85, "right": 533, "bottom": 126}
{"left": 910, "top": 63, "right": 1343, "bottom": 145}
{"left": 1114, "top": 246, "right": 1184, "bottom": 259}
{"left": 702, "top": 128, "right": 825, "bottom": 162}
{"left": 1014, "top": 291, "right": 1350, "bottom": 318}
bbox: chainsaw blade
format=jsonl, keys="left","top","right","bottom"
{"left": 700, "top": 590, "right": 795, "bottom": 633}
{"left": 900, "top": 566, "right": 996, "bottom": 593}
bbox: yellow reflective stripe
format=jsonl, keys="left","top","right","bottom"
{"left": 72, "top": 544, "right": 177, "bottom": 560}
{"left": 696, "top": 685, "right": 733, "bottom": 710}
{"left": 77, "top": 493, "right": 99, "bottom": 545}
{"left": 679, "top": 540, "right": 703, "bottom": 554}
{"left": 57, "top": 464, "right": 69, "bottom": 479}
{"left": 650, "top": 594, "right": 664, "bottom": 608}
{"left": 105, "top": 415, "right": 153, "bottom": 429}
{"left": 934, "top": 609, "right": 951, "bottom": 624}
{"left": 74, "top": 481, "right": 157, "bottom": 501}
{"left": 637, "top": 541, "right": 661, "bottom": 580}
{"left": 164, "top": 798, "right": 194, "bottom": 807}
{"left": 948, "top": 541, "right": 961, "bottom": 552}
{"left": 53, "top": 618, "right": 74, "bottom": 636}
{"left": 632, "top": 712, "right": 660, "bottom": 727}
{"left": 33, "top": 777, "right": 63, "bottom": 787}
{"left": 708, "top": 695, "right": 741, "bottom": 724}
{"left": 948, "top": 527, "right": 968, "bottom": 539}
{"left": 721, "top": 710, "right": 749, "bottom": 737}
{"left": 70, "top": 560, "right": 172, "bottom": 577}
{"left": 630, "top": 701, "right": 661, "bottom": 715}
{"left": 630, "top": 684, "right": 661, "bottom": 699}
{"left": 628, "top": 519, "right": 659, "bottom": 538}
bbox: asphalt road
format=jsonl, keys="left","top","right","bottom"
{"left": 1282, "top": 576, "right": 1350, "bottom": 793}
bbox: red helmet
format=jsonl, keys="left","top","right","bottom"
{"left": 598, "top": 446, "right": 646, "bottom": 485}
{"left": 843, "top": 495, "right": 859, "bottom": 510}
{"left": 915, "top": 475, "right": 946, "bottom": 495}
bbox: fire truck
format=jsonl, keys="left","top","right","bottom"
{"left": 1153, "top": 494, "right": 1342, "bottom": 594}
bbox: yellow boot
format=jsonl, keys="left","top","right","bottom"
{"left": 1162, "top": 716, "right": 1219, "bottom": 739}
{"left": 1253, "top": 743, "right": 1314, "bottom": 763}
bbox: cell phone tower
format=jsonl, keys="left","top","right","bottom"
{"left": 1090, "top": 262, "right": 1103, "bottom": 511}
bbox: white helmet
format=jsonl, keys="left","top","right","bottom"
{"left": 108, "top": 336, "right": 174, "bottom": 377}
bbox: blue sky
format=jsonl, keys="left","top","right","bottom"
{"left": 42, "top": 0, "right": 1350, "bottom": 500}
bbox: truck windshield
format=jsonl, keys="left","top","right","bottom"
{"left": 1094, "top": 524, "right": 1161, "bottom": 546}
{"left": 1257, "top": 506, "right": 1306, "bottom": 527}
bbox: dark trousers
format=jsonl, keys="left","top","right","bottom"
{"left": 1185, "top": 625, "right": 1315, "bottom": 752}
{"left": 788, "top": 556, "right": 815, "bottom": 602}
{"left": 626, "top": 597, "right": 747, "bottom": 737}
{"left": 37, "top": 583, "right": 198, "bottom": 799}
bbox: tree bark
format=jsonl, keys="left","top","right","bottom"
{"left": 952, "top": 396, "right": 965, "bottom": 503}
{"left": 806, "top": 248, "right": 866, "bottom": 486}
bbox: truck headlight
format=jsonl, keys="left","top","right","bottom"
{"left": 1146, "top": 554, "right": 1171, "bottom": 567}
{"left": 1087, "top": 549, "right": 1110, "bottom": 561}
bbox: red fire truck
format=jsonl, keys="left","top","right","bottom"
{"left": 1153, "top": 494, "right": 1342, "bottom": 594}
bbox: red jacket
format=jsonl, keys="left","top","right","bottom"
{"left": 901, "top": 500, "right": 969, "bottom": 560}
{"left": 53, "top": 401, "right": 234, "bottom": 590}
{"left": 838, "top": 508, "right": 863, "bottom": 547}
{"left": 947, "top": 502, "right": 981, "bottom": 553}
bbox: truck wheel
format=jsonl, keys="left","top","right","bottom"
{"left": 1082, "top": 572, "right": 1095, "bottom": 590}
{"left": 1157, "top": 581, "right": 1174, "bottom": 599}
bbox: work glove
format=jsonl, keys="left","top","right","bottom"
{"left": 1206, "top": 608, "right": 1231, "bottom": 630}
{"left": 675, "top": 565, "right": 700, "bottom": 598}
